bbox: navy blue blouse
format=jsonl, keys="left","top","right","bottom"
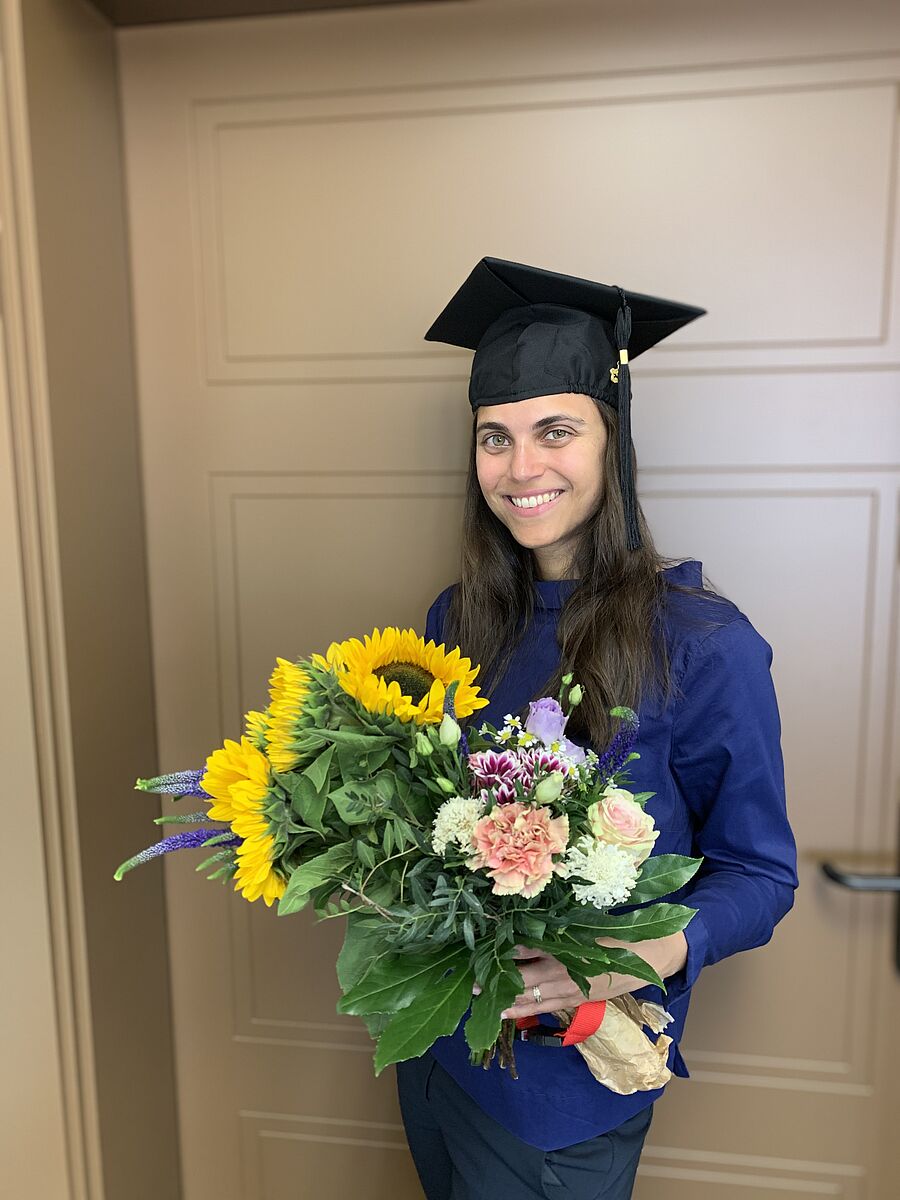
{"left": 421, "top": 559, "right": 798, "bottom": 1150}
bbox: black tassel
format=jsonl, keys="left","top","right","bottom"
{"left": 614, "top": 291, "right": 641, "bottom": 551}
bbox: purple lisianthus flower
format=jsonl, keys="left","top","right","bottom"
{"left": 560, "top": 736, "right": 587, "bottom": 766}
{"left": 525, "top": 697, "right": 568, "bottom": 746}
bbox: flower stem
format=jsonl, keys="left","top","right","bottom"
{"left": 340, "top": 883, "right": 395, "bottom": 921}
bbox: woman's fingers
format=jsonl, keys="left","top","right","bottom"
{"left": 514, "top": 959, "right": 571, "bottom": 989}
{"left": 501, "top": 978, "right": 584, "bottom": 1019}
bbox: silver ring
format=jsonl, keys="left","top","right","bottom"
{"left": 532, "top": 985, "right": 543, "bottom": 1004}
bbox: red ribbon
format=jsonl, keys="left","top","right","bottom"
{"left": 515, "top": 999, "right": 607, "bottom": 1045}
{"left": 562, "top": 1000, "right": 607, "bottom": 1046}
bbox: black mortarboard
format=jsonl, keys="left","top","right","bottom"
{"left": 424, "top": 257, "right": 706, "bottom": 550}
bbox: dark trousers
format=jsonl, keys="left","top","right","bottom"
{"left": 397, "top": 1052, "right": 653, "bottom": 1200}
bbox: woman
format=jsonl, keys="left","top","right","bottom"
{"left": 396, "top": 258, "right": 798, "bottom": 1200}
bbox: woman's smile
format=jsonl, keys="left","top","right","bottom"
{"left": 505, "top": 489, "right": 565, "bottom": 515}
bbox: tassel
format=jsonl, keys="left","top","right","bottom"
{"left": 614, "top": 291, "right": 641, "bottom": 551}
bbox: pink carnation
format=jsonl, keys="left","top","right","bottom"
{"left": 468, "top": 802, "right": 569, "bottom": 898}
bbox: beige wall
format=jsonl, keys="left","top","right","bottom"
{"left": 0, "top": 0, "right": 179, "bottom": 1197}
{"left": 0, "top": 278, "right": 71, "bottom": 1200}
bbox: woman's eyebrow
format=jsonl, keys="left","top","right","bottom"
{"left": 476, "top": 414, "right": 588, "bottom": 434}
{"left": 532, "top": 415, "right": 588, "bottom": 429}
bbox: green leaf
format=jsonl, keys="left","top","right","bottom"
{"left": 277, "top": 842, "right": 354, "bottom": 916}
{"left": 552, "top": 944, "right": 664, "bottom": 991}
{"left": 355, "top": 839, "right": 377, "bottom": 869}
{"left": 360, "top": 1012, "right": 390, "bottom": 1039}
{"left": 329, "top": 781, "right": 374, "bottom": 825}
{"left": 274, "top": 771, "right": 326, "bottom": 834}
{"left": 459, "top": 889, "right": 484, "bottom": 917}
{"left": 304, "top": 744, "right": 335, "bottom": 793}
{"left": 339, "top": 946, "right": 467, "bottom": 1017}
{"left": 462, "top": 915, "right": 476, "bottom": 952}
{"left": 515, "top": 912, "right": 547, "bottom": 941}
{"left": 627, "top": 854, "right": 702, "bottom": 903}
{"left": 563, "top": 902, "right": 696, "bottom": 941}
{"left": 463, "top": 963, "right": 523, "bottom": 1053}
{"left": 336, "top": 913, "right": 385, "bottom": 993}
{"left": 409, "top": 876, "right": 429, "bottom": 909}
{"left": 317, "top": 729, "right": 395, "bottom": 751}
{"left": 299, "top": 778, "right": 328, "bottom": 834}
{"left": 373, "top": 963, "right": 474, "bottom": 1073}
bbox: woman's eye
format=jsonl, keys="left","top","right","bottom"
{"left": 483, "top": 434, "right": 508, "bottom": 448}
{"left": 545, "top": 428, "right": 571, "bottom": 441}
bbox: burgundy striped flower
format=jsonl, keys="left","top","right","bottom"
{"left": 468, "top": 749, "right": 523, "bottom": 790}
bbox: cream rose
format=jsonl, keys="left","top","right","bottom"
{"left": 587, "top": 788, "right": 658, "bottom": 865}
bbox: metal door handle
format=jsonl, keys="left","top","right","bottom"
{"left": 819, "top": 863, "right": 900, "bottom": 892}
{"left": 820, "top": 853, "right": 900, "bottom": 974}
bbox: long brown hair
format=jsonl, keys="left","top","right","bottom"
{"left": 443, "top": 397, "right": 733, "bottom": 749}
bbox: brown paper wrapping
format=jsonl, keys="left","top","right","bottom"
{"left": 554, "top": 997, "right": 674, "bottom": 1094}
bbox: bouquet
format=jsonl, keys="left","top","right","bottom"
{"left": 116, "top": 627, "right": 701, "bottom": 1090}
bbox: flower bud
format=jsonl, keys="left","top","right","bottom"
{"left": 415, "top": 732, "right": 434, "bottom": 757}
{"left": 435, "top": 776, "right": 456, "bottom": 794}
{"left": 561, "top": 672, "right": 574, "bottom": 685}
{"left": 534, "top": 770, "right": 565, "bottom": 804}
{"left": 568, "top": 684, "right": 583, "bottom": 706}
{"left": 438, "top": 713, "right": 461, "bottom": 748}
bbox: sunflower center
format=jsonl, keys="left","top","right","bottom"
{"left": 374, "top": 661, "right": 436, "bottom": 704}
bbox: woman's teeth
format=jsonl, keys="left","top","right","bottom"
{"left": 508, "top": 490, "right": 562, "bottom": 509}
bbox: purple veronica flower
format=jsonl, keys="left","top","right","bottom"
{"left": 594, "top": 708, "right": 640, "bottom": 782}
{"left": 136, "top": 769, "right": 210, "bottom": 798}
{"left": 525, "top": 698, "right": 568, "bottom": 746}
{"left": 114, "top": 827, "right": 238, "bottom": 881}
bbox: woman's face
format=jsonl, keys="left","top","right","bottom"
{"left": 474, "top": 392, "right": 608, "bottom": 580}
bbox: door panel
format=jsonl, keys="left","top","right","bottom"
{"left": 118, "top": 3, "right": 900, "bottom": 1196}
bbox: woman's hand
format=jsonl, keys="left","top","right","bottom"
{"left": 499, "top": 932, "right": 688, "bottom": 1020}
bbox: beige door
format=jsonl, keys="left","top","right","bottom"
{"left": 118, "top": 3, "right": 900, "bottom": 1197}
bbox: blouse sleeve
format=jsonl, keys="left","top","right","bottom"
{"left": 666, "top": 615, "right": 799, "bottom": 995}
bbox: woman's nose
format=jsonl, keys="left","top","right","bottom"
{"left": 509, "top": 441, "right": 543, "bottom": 480}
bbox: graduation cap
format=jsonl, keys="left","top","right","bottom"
{"left": 424, "top": 257, "right": 706, "bottom": 551}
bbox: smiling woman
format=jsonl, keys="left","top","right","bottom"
{"left": 394, "top": 257, "right": 799, "bottom": 1200}
{"left": 475, "top": 394, "right": 607, "bottom": 580}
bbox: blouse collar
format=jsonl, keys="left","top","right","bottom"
{"left": 533, "top": 559, "right": 702, "bottom": 611}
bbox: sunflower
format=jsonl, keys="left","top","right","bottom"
{"left": 317, "top": 627, "right": 489, "bottom": 726}
{"left": 232, "top": 826, "right": 287, "bottom": 907}
{"left": 243, "top": 708, "right": 268, "bottom": 750}
{"left": 201, "top": 737, "right": 268, "bottom": 823}
{"left": 264, "top": 657, "right": 312, "bottom": 772}
{"left": 200, "top": 736, "right": 286, "bottom": 904}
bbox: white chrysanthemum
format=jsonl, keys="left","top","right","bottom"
{"left": 432, "top": 796, "right": 485, "bottom": 856}
{"left": 562, "top": 836, "right": 640, "bottom": 908}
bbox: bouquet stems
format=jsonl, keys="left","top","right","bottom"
{"left": 472, "top": 1018, "right": 519, "bottom": 1078}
